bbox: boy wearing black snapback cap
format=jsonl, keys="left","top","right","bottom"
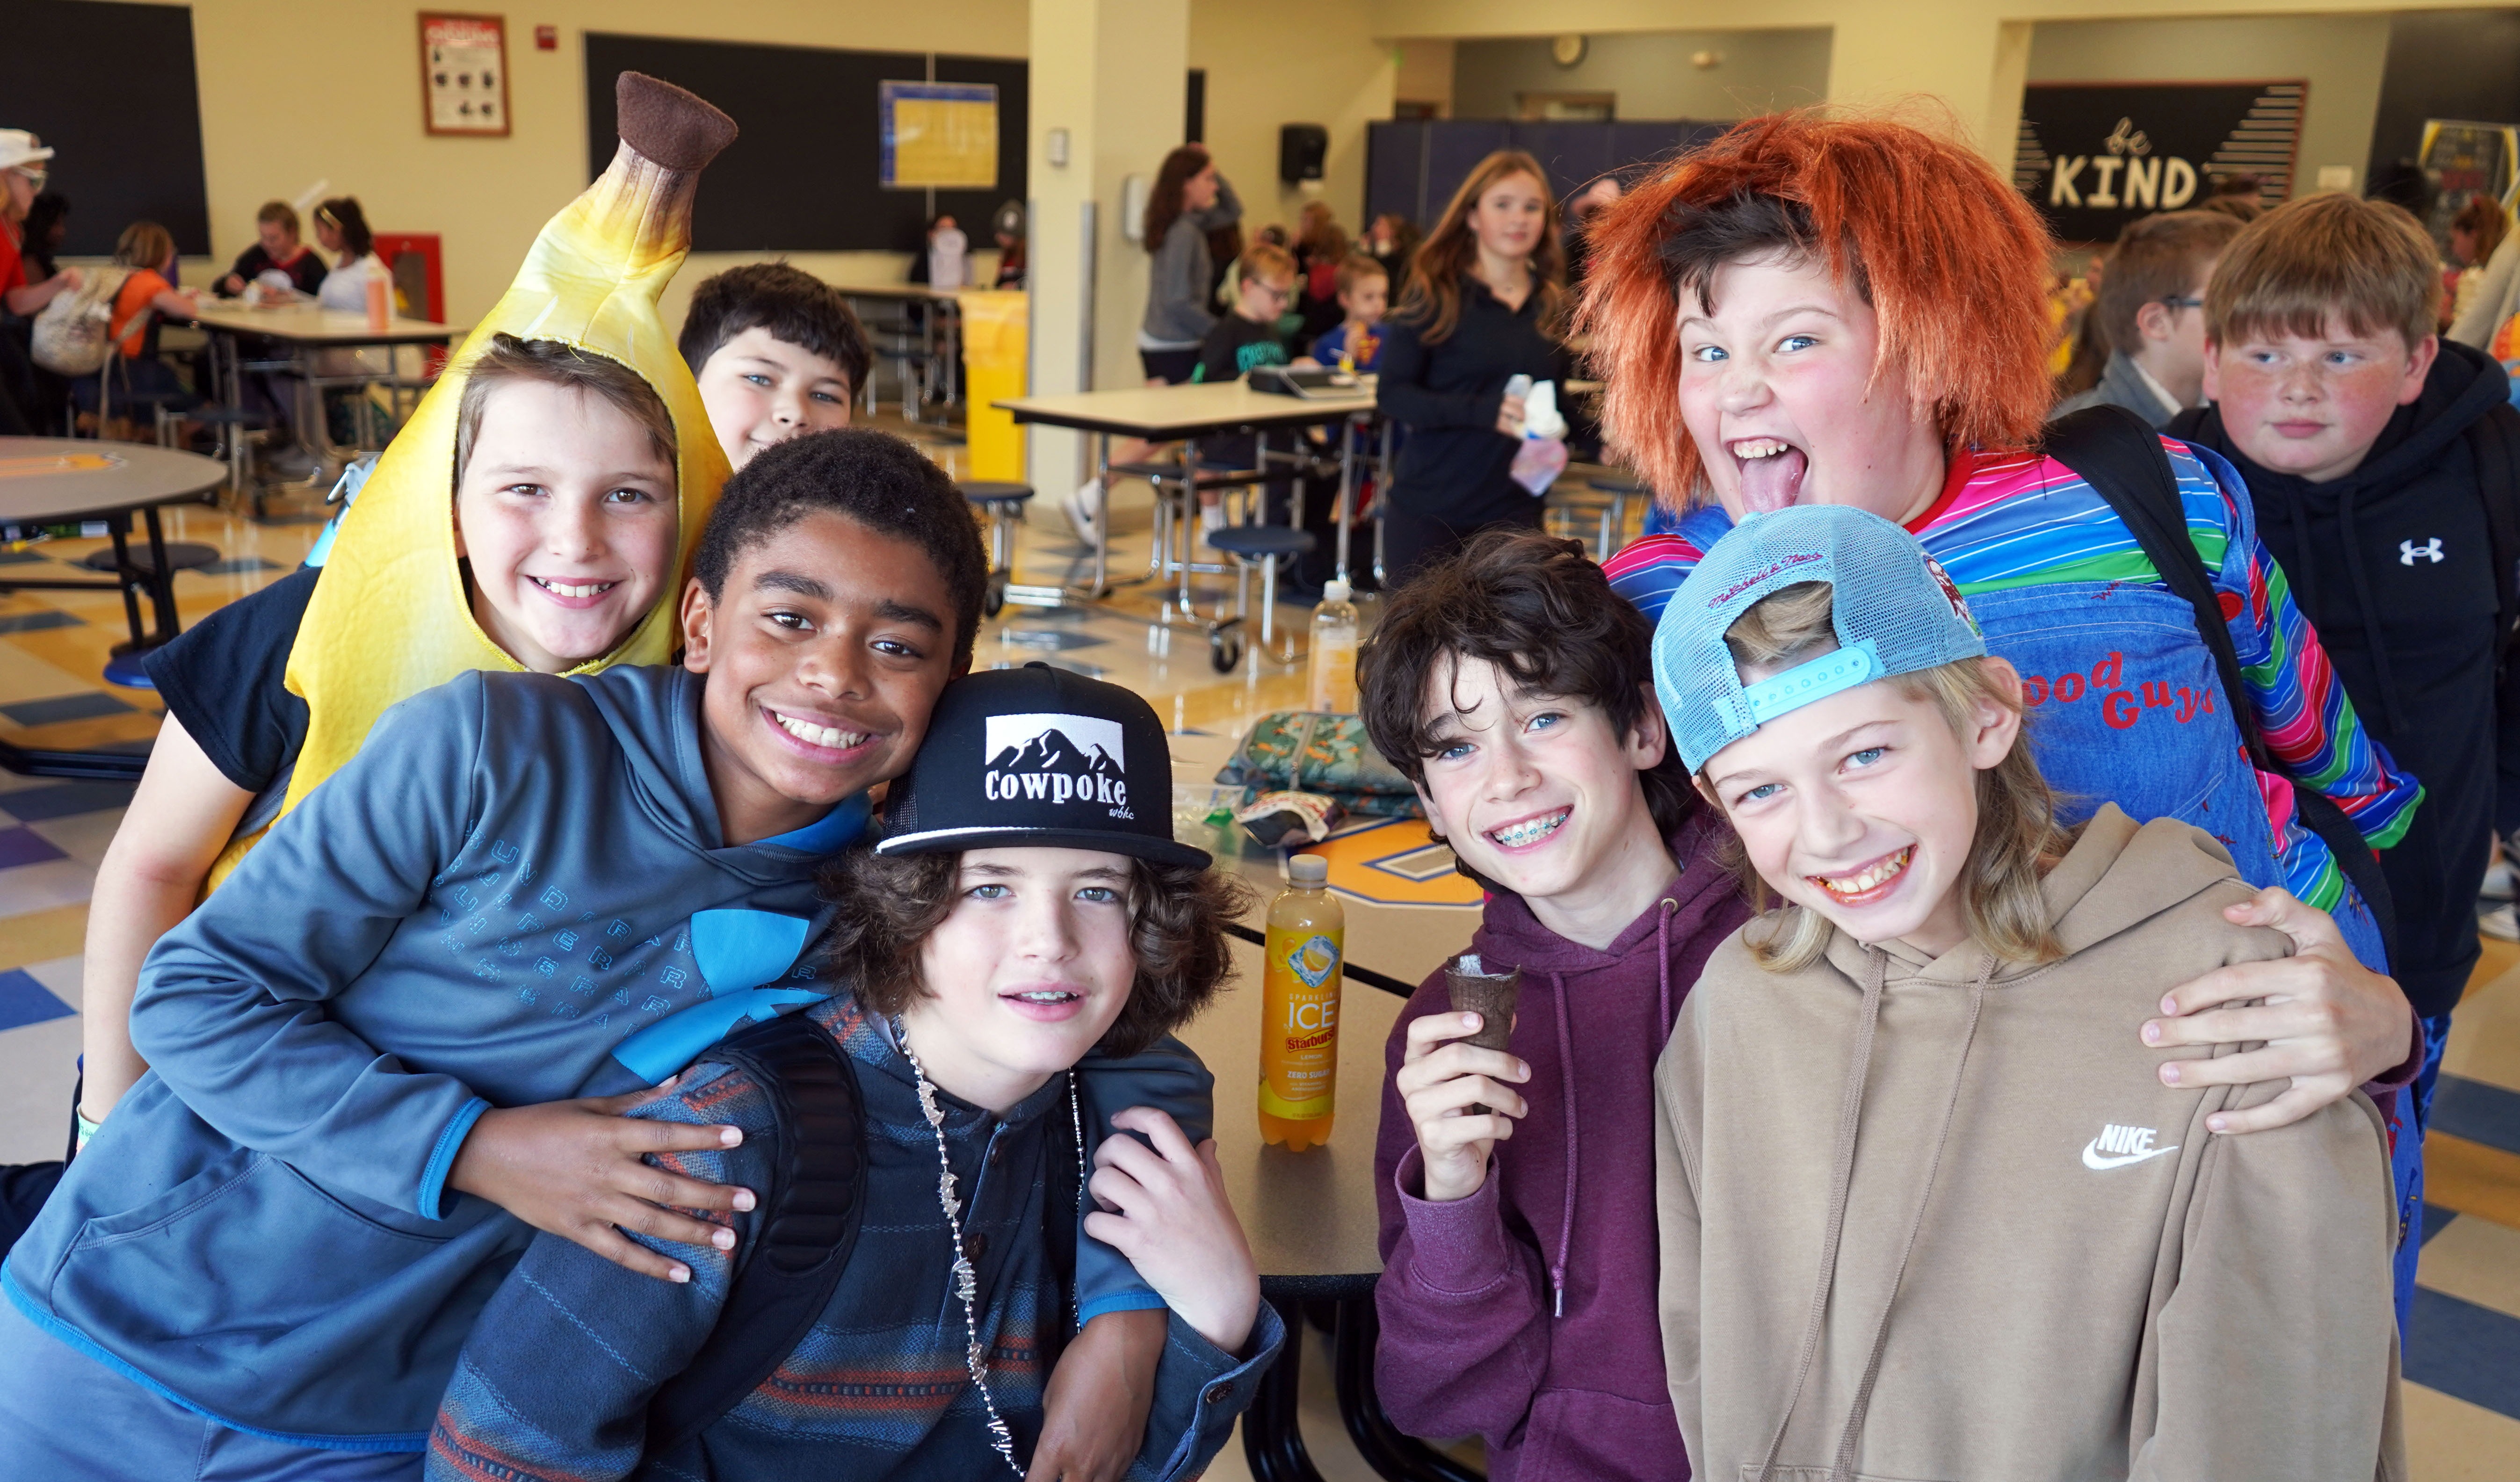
{"left": 429, "top": 664, "right": 1281, "bottom": 1482}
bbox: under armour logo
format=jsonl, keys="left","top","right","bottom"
{"left": 2401, "top": 538, "right": 2445, "bottom": 565}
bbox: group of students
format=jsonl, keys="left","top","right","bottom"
{"left": 0, "top": 77, "right": 2470, "bottom": 1482}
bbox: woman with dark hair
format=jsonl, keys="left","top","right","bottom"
{"left": 311, "top": 195, "right": 381, "bottom": 308}
{"left": 20, "top": 191, "right": 66, "bottom": 284}
{"left": 1065, "top": 145, "right": 1242, "bottom": 542}
{"left": 1374, "top": 150, "right": 1571, "bottom": 584}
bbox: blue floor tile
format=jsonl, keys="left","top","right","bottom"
{"left": 0, "top": 780, "right": 138, "bottom": 821}
{"left": 0, "top": 828, "right": 65, "bottom": 868}
{"left": 0, "top": 970, "right": 73, "bottom": 1033}
{"left": 2421, "top": 1202, "right": 2460, "bottom": 1244}
{"left": 2432, "top": 1074, "right": 2520, "bottom": 1157}
{"left": 199, "top": 557, "right": 282, "bottom": 576}
{"left": 0, "top": 692, "right": 136, "bottom": 727}
{"left": 0, "top": 611, "right": 81, "bottom": 634}
{"left": 2406, "top": 1286, "right": 2520, "bottom": 1420}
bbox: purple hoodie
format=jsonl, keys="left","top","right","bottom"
{"left": 1373, "top": 813, "right": 1751, "bottom": 1481}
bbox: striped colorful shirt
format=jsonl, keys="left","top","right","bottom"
{"left": 1605, "top": 440, "right": 2422, "bottom": 913}
{"left": 427, "top": 996, "right": 1276, "bottom": 1482}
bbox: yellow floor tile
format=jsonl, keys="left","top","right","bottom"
{"left": 2403, "top": 1382, "right": 2520, "bottom": 1482}
{"left": 2426, "top": 1132, "right": 2520, "bottom": 1229}
{"left": 2418, "top": 1210, "right": 2520, "bottom": 1315}
{"left": 0, "top": 903, "right": 92, "bottom": 969}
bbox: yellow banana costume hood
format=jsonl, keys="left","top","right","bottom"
{"left": 210, "top": 73, "right": 737, "bottom": 888}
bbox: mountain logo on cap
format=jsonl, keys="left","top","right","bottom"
{"left": 983, "top": 713, "right": 1134, "bottom": 818}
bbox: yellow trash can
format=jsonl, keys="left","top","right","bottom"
{"left": 958, "top": 289, "right": 1028, "bottom": 482}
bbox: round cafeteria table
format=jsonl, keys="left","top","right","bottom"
{"left": 0, "top": 438, "right": 227, "bottom": 779}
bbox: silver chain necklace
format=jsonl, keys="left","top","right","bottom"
{"left": 896, "top": 1021, "right": 1086, "bottom": 1478}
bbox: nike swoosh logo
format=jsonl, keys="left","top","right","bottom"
{"left": 2082, "top": 1140, "right": 2180, "bottom": 1170}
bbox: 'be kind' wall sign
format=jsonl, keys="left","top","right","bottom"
{"left": 2014, "top": 81, "right": 2306, "bottom": 244}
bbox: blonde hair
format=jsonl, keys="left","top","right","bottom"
{"left": 1716, "top": 582, "right": 2071, "bottom": 972}
{"left": 1238, "top": 240, "right": 1297, "bottom": 287}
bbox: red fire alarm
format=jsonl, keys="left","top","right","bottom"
{"left": 534, "top": 25, "right": 558, "bottom": 50}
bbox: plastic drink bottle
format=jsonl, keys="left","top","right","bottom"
{"left": 1260, "top": 854, "right": 1344, "bottom": 1150}
{"left": 1305, "top": 579, "right": 1360, "bottom": 714}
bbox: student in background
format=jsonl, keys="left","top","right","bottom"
{"left": 927, "top": 212, "right": 968, "bottom": 289}
{"left": 1310, "top": 254, "right": 1389, "bottom": 372}
{"left": 20, "top": 190, "right": 67, "bottom": 285}
{"left": 680, "top": 261, "right": 870, "bottom": 469}
{"left": 1365, "top": 212, "right": 1422, "bottom": 300}
{"left": 215, "top": 200, "right": 329, "bottom": 298}
{"left": 0, "top": 131, "right": 79, "bottom": 319}
{"left": 312, "top": 195, "right": 389, "bottom": 314}
{"left": 1376, "top": 150, "right": 1571, "bottom": 585}
{"left": 993, "top": 219, "right": 1027, "bottom": 288}
{"left": 2172, "top": 192, "right": 2520, "bottom": 1190}
{"left": 1294, "top": 200, "right": 1348, "bottom": 343}
{"left": 2448, "top": 194, "right": 2510, "bottom": 332}
{"left": 1193, "top": 241, "right": 1302, "bottom": 386}
{"left": 69, "top": 221, "right": 203, "bottom": 435}
{"left": 2052, "top": 210, "right": 2241, "bottom": 430}
{"left": 1066, "top": 145, "right": 1242, "bottom": 543}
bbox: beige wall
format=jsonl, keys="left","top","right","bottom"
{"left": 1451, "top": 28, "right": 1833, "bottom": 122}
{"left": 1191, "top": 2, "right": 1397, "bottom": 245}
{"left": 144, "top": 0, "right": 1032, "bottom": 328}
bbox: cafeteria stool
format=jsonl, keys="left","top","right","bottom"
{"left": 1109, "top": 458, "right": 1263, "bottom": 616}
{"left": 956, "top": 479, "right": 1032, "bottom": 616}
{"left": 81, "top": 541, "right": 222, "bottom": 690}
{"left": 1202, "top": 523, "right": 1314, "bottom": 674}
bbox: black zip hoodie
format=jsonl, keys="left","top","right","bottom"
{"left": 2172, "top": 339, "right": 2512, "bottom": 1018}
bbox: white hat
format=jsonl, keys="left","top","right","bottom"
{"left": 0, "top": 132, "right": 55, "bottom": 172}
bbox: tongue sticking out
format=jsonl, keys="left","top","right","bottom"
{"left": 1736, "top": 446, "right": 1808, "bottom": 514}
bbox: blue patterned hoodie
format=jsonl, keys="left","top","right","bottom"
{"left": 428, "top": 994, "right": 1280, "bottom": 1481}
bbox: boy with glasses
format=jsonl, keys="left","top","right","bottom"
{"left": 2055, "top": 210, "right": 2243, "bottom": 429}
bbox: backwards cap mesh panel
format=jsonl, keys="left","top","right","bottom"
{"left": 1653, "top": 505, "right": 1986, "bottom": 773}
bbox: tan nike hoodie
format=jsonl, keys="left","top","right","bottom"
{"left": 1654, "top": 806, "right": 2404, "bottom": 1482}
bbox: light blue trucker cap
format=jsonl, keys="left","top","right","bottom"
{"left": 1652, "top": 505, "right": 1986, "bottom": 774}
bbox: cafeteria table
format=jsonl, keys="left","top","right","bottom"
{"left": 996, "top": 380, "right": 1382, "bottom": 601}
{"left": 0, "top": 438, "right": 229, "bottom": 779}
{"left": 185, "top": 303, "right": 465, "bottom": 491}
{"left": 1168, "top": 730, "right": 1485, "bottom": 1481}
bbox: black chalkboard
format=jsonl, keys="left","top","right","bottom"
{"left": 2014, "top": 81, "right": 2306, "bottom": 245}
{"left": 1, "top": 0, "right": 210, "bottom": 258}
{"left": 585, "top": 34, "right": 1027, "bottom": 254}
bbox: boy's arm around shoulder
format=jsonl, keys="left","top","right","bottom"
{"left": 1072, "top": 1034, "right": 1213, "bottom": 1322}
{"left": 428, "top": 1060, "right": 778, "bottom": 1482}
{"left": 131, "top": 673, "right": 493, "bottom": 1218}
{"left": 1367, "top": 970, "right": 1555, "bottom": 1448}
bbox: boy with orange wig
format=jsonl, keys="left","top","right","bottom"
{"left": 1581, "top": 111, "right": 2437, "bottom": 1321}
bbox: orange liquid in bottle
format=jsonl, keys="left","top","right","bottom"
{"left": 1260, "top": 854, "right": 1343, "bottom": 1150}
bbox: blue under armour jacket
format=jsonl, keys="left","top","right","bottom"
{"left": 3, "top": 665, "right": 1203, "bottom": 1452}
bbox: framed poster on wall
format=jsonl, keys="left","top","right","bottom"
{"left": 879, "top": 81, "right": 998, "bottom": 190}
{"left": 421, "top": 12, "right": 509, "bottom": 137}
{"left": 2013, "top": 81, "right": 2305, "bottom": 244}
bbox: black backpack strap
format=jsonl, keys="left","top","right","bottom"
{"left": 2464, "top": 403, "right": 2520, "bottom": 672}
{"left": 2042, "top": 406, "right": 2399, "bottom": 966}
{"left": 646, "top": 1008, "right": 868, "bottom": 1456}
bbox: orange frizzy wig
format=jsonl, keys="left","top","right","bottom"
{"left": 1576, "top": 110, "right": 2056, "bottom": 507}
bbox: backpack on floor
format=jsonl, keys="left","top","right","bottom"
{"left": 30, "top": 266, "right": 140, "bottom": 378}
{"left": 2042, "top": 405, "right": 2400, "bottom": 969}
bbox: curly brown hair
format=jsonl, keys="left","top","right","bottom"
{"left": 820, "top": 846, "right": 1254, "bottom": 1058}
